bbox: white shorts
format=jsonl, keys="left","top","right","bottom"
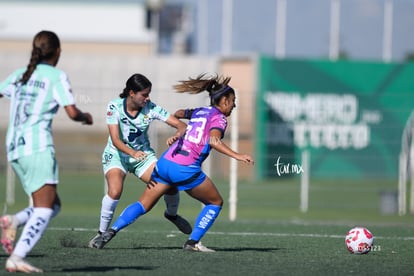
{"left": 102, "top": 147, "right": 157, "bottom": 178}
{"left": 11, "top": 148, "right": 58, "bottom": 195}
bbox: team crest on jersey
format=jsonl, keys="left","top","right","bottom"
{"left": 143, "top": 115, "right": 150, "bottom": 124}
{"left": 107, "top": 104, "right": 115, "bottom": 116}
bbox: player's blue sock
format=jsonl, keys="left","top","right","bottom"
{"left": 189, "top": 204, "right": 222, "bottom": 242}
{"left": 111, "top": 201, "right": 146, "bottom": 232}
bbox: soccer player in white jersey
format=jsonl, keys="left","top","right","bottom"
{"left": 88, "top": 73, "right": 191, "bottom": 248}
{"left": 0, "top": 30, "right": 93, "bottom": 273}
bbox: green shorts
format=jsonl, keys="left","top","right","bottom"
{"left": 10, "top": 148, "right": 58, "bottom": 195}
{"left": 102, "top": 147, "right": 157, "bottom": 178}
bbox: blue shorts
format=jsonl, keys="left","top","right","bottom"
{"left": 151, "top": 158, "right": 206, "bottom": 191}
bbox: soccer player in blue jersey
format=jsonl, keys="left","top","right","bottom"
{"left": 88, "top": 73, "right": 191, "bottom": 248}
{"left": 0, "top": 30, "right": 93, "bottom": 273}
{"left": 94, "top": 73, "right": 254, "bottom": 252}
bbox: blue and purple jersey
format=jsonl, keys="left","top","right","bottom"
{"left": 163, "top": 106, "right": 227, "bottom": 166}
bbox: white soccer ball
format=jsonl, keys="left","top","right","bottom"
{"left": 345, "top": 227, "right": 374, "bottom": 254}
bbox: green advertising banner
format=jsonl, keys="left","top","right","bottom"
{"left": 257, "top": 56, "right": 414, "bottom": 180}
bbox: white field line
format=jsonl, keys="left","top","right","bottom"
{"left": 48, "top": 227, "right": 414, "bottom": 241}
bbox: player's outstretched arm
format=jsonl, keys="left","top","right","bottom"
{"left": 165, "top": 114, "right": 187, "bottom": 146}
{"left": 174, "top": 109, "right": 186, "bottom": 119}
{"left": 209, "top": 129, "right": 254, "bottom": 165}
{"left": 174, "top": 108, "right": 194, "bottom": 120}
{"left": 64, "top": 104, "right": 93, "bottom": 125}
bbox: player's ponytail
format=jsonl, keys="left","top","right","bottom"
{"left": 18, "top": 30, "right": 61, "bottom": 85}
{"left": 173, "top": 73, "right": 233, "bottom": 105}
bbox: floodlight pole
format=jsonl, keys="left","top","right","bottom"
{"left": 398, "top": 152, "right": 407, "bottom": 215}
{"left": 146, "top": 0, "right": 164, "bottom": 55}
{"left": 382, "top": 0, "right": 393, "bottom": 62}
{"left": 300, "top": 150, "right": 310, "bottom": 213}
{"left": 329, "top": 0, "right": 340, "bottom": 60}
{"left": 6, "top": 163, "right": 15, "bottom": 206}
{"left": 275, "top": 0, "right": 287, "bottom": 58}
{"left": 410, "top": 129, "right": 414, "bottom": 214}
{"left": 229, "top": 97, "right": 239, "bottom": 221}
{"left": 222, "top": 0, "right": 233, "bottom": 55}
{"left": 198, "top": 0, "right": 208, "bottom": 55}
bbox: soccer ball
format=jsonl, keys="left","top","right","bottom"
{"left": 345, "top": 227, "right": 374, "bottom": 254}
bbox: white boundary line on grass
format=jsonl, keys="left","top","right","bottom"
{"left": 48, "top": 227, "right": 414, "bottom": 241}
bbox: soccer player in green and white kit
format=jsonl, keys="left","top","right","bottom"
{"left": 0, "top": 30, "right": 93, "bottom": 273}
{"left": 88, "top": 73, "right": 191, "bottom": 248}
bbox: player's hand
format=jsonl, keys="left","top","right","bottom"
{"left": 82, "top": 113, "right": 93, "bottom": 125}
{"left": 146, "top": 179, "right": 156, "bottom": 189}
{"left": 133, "top": 151, "right": 147, "bottom": 162}
{"left": 166, "top": 135, "right": 179, "bottom": 146}
{"left": 238, "top": 154, "right": 255, "bottom": 165}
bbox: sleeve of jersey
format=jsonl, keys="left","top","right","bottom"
{"left": 209, "top": 113, "right": 227, "bottom": 138}
{"left": 106, "top": 101, "right": 119, "bottom": 125}
{"left": 53, "top": 71, "right": 76, "bottom": 106}
{"left": 150, "top": 102, "right": 170, "bottom": 121}
{"left": 0, "top": 71, "right": 20, "bottom": 98}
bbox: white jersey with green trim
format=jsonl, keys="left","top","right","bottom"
{"left": 105, "top": 98, "right": 170, "bottom": 154}
{"left": 0, "top": 64, "right": 75, "bottom": 161}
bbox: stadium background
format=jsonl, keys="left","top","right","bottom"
{"left": 0, "top": 0, "right": 413, "bottom": 213}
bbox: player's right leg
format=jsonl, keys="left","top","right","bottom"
{"left": 88, "top": 150, "right": 126, "bottom": 248}
{"left": 92, "top": 182, "right": 171, "bottom": 249}
{"left": 88, "top": 171, "right": 125, "bottom": 248}
{"left": 5, "top": 255, "right": 43, "bottom": 273}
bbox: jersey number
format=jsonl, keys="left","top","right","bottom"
{"left": 14, "top": 103, "right": 30, "bottom": 126}
{"left": 185, "top": 117, "right": 207, "bottom": 144}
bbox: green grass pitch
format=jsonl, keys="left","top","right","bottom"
{"left": 1, "top": 171, "right": 413, "bottom": 275}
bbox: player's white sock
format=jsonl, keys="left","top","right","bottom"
{"left": 14, "top": 207, "right": 34, "bottom": 227}
{"left": 13, "top": 202, "right": 59, "bottom": 228}
{"left": 164, "top": 192, "right": 179, "bottom": 216}
{"left": 99, "top": 195, "right": 119, "bottom": 233}
{"left": 12, "top": 207, "right": 53, "bottom": 258}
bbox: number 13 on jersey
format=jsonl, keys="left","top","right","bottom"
{"left": 184, "top": 117, "right": 207, "bottom": 144}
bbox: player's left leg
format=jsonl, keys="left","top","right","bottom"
{"left": 7, "top": 184, "right": 56, "bottom": 273}
{"left": 183, "top": 177, "right": 223, "bottom": 252}
{"left": 163, "top": 188, "right": 192, "bottom": 234}
{"left": 5, "top": 149, "right": 58, "bottom": 272}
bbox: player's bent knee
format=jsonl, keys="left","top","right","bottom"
{"left": 207, "top": 197, "right": 223, "bottom": 207}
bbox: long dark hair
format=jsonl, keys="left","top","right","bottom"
{"left": 119, "top": 73, "right": 152, "bottom": 98}
{"left": 19, "top": 30, "right": 61, "bottom": 85}
{"left": 173, "top": 73, "right": 233, "bottom": 105}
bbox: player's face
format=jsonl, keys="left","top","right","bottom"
{"left": 222, "top": 93, "right": 236, "bottom": 116}
{"left": 131, "top": 87, "right": 151, "bottom": 108}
